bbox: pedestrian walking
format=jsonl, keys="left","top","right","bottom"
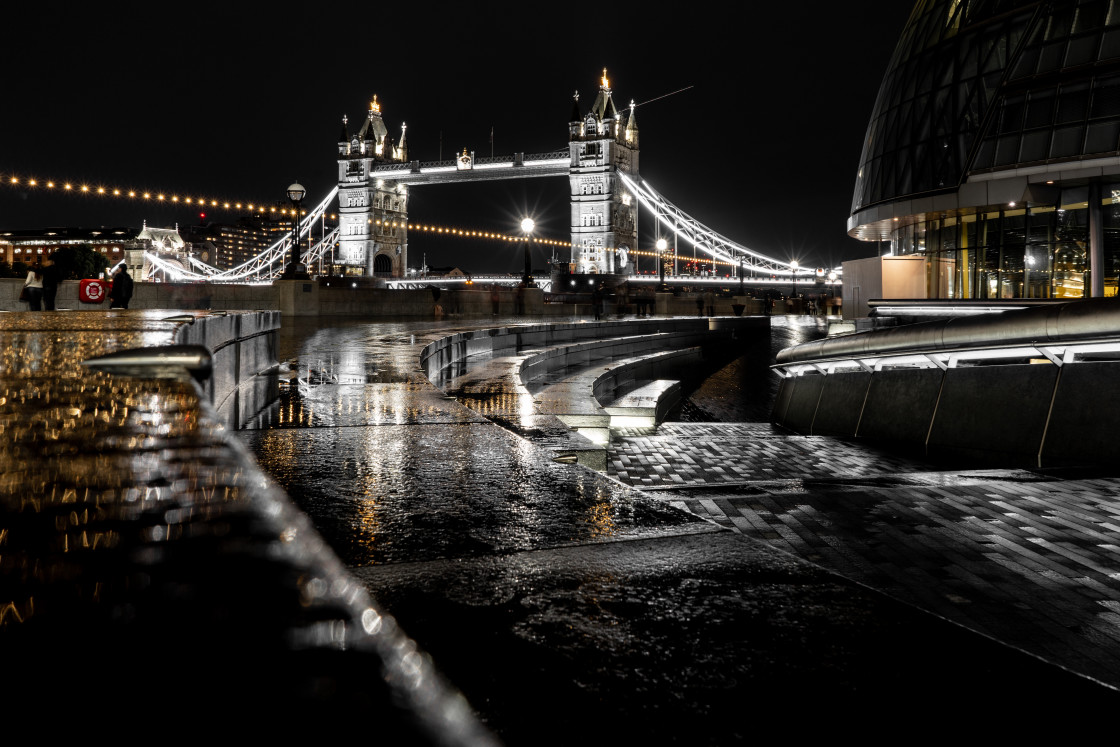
{"left": 592, "top": 284, "right": 604, "bottom": 320}
{"left": 109, "top": 266, "right": 134, "bottom": 309}
{"left": 41, "top": 258, "right": 60, "bottom": 311}
{"left": 22, "top": 266, "right": 44, "bottom": 311}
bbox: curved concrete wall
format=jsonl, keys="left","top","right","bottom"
{"left": 773, "top": 300, "right": 1120, "bottom": 467}
{"left": 419, "top": 318, "right": 720, "bottom": 381}
{"left": 773, "top": 356, "right": 1118, "bottom": 468}
{"left": 173, "top": 311, "right": 281, "bottom": 429}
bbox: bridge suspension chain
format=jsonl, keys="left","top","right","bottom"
{"left": 619, "top": 174, "right": 823, "bottom": 278}
{"left": 144, "top": 187, "right": 340, "bottom": 282}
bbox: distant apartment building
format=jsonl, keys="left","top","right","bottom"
{"left": 0, "top": 226, "right": 134, "bottom": 267}
{"left": 0, "top": 224, "right": 192, "bottom": 279}
{"left": 180, "top": 212, "right": 292, "bottom": 271}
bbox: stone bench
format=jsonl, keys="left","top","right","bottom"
{"left": 533, "top": 347, "right": 703, "bottom": 450}
{"left": 604, "top": 379, "right": 682, "bottom": 428}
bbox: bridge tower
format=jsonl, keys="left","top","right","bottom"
{"left": 336, "top": 96, "right": 409, "bottom": 277}
{"left": 568, "top": 70, "right": 639, "bottom": 276}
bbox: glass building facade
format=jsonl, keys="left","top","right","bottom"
{"left": 849, "top": 0, "right": 1120, "bottom": 298}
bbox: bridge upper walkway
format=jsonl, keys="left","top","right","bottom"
{"left": 369, "top": 150, "right": 570, "bottom": 185}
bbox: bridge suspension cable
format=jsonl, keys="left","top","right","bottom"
{"left": 618, "top": 173, "right": 829, "bottom": 279}
{"left": 144, "top": 187, "right": 340, "bottom": 282}
{"left": 138, "top": 176, "right": 836, "bottom": 284}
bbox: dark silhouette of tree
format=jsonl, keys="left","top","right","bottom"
{"left": 51, "top": 244, "right": 110, "bottom": 279}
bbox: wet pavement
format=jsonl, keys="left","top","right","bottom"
{"left": 612, "top": 424, "right": 1120, "bottom": 687}
{"left": 0, "top": 311, "right": 493, "bottom": 742}
{"left": 238, "top": 314, "right": 1120, "bottom": 741}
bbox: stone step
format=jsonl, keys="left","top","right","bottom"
{"left": 604, "top": 379, "right": 681, "bottom": 428}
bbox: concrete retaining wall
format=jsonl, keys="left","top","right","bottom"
{"left": 1040, "top": 362, "right": 1120, "bottom": 466}
{"left": 419, "top": 317, "right": 770, "bottom": 381}
{"left": 0, "top": 278, "right": 555, "bottom": 318}
{"left": 773, "top": 359, "right": 1118, "bottom": 468}
{"left": 420, "top": 319, "right": 702, "bottom": 379}
{"left": 811, "top": 372, "right": 871, "bottom": 437}
{"left": 2, "top": 278, "right": 798, "bottom": 320}
{"left": 173, "top": 311, "right": 281, "bottom": 429}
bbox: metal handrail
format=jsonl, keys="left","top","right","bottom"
{"left": 775, "top": 298, "right": 1120, "bottom": 366}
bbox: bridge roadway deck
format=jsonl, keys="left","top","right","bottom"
{"left": 3, "top": 312, "right": 1118, "bottom": 741}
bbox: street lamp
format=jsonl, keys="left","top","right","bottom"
{"left": 656, "top": 237, "right": 668, "bottom": 291}
{"left": 521, "top": 217, "right": 535, "bottom": 287}
{"left": 284, "top": 181, "right": 307, "bottom": 278}
{"left": 790, "top": 259, "right": 799, "bottom": 300}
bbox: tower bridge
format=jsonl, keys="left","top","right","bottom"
{"left": 149, "top": 71, "right": 830, "bottom": 285}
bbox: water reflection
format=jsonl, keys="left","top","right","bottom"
{"left": 241, "top": 318, "right": 694, "bottom": 566}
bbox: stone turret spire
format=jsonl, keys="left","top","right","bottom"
{"left": 569, "top": 90, "right": 582, "bottom": 140}
{"left": 360, "top": 95, "right": 389, "bottom": 159}
{"left": 590, "top": 68, "right": 618, "bottom": 122}
{"left": 625, "top": 99, "right": 639, "bottom": 146}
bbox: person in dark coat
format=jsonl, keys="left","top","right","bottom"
{"left": 41, "top": 257, "right": 60, "bottom": 311}
{"left": 109, "top": 266, "right": 134, "bottom": 309}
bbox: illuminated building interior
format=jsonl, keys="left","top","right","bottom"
{"left": 850, "top": 0, "right": 1120, "bottom": 299}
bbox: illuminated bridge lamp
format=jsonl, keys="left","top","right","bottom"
{"left": 656, "top": 237, "right": 668, "bottom": 291}
{"left": 284, "top": 181, "right": 307, "bottom": 277}
{"left": 521, "top": 217, "right": 535, "bottom": 287}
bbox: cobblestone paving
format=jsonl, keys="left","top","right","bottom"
{"left": 608, "top": 422, "right": 1120, "bottom": 688}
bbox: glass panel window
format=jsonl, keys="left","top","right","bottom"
{"left": 1102, "top": 28, "right": 1120, "bottom": 57}
{"left": 1026, "top": 90, "right": 1056, "bottom": 126}
{"left": 1065, "top": 33, "right": 1101, "bottom": 66}
{"left": 1021, "top": 129, "right": 1051, "bottom": 160}
{"left": 1051, "top": 124, "right": 1085, "bottom": 156}
{"left": 996, "top": 134, "right": 1022, "bottom": 164}
{"left": 1090, "top": 76, "right": 1120, "bottom": 116}
{"left": 1085, "top": 119, "right": 1120, "bottom": 152}
{"left": 1056, "top": 83, "right": 1090, "bottom": 122}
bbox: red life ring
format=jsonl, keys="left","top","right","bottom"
{"left": 79, "top": 278, "right": 108, "bottom": 304}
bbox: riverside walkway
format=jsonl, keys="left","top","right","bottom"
{"left": 242, "top": 314, "right": 1117, "bottom": 740}
{"left": 2, "top": 311, "right": 1117, "bottom": 742}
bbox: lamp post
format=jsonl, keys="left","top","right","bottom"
{"left": 789, "top": 259, "right": 799, "bottom": 301}
{"left": 521, "top": 217, "right": 535, "bottom": 287}
{"left": 284, "top": 181, "right": 307, "bottom": 278}
{"left": 656, "top": 237, "right": 668, "bottom": 291}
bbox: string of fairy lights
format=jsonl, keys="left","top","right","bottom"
{"left": 2, "top": 169, "right": 768, "bottom": 271}
{"left": 0, "top": 170, "right": 569, "bottom": 248}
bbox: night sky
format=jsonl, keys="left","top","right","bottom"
{"left": 1, "top": 2, "right": 913, "bottom": 273}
